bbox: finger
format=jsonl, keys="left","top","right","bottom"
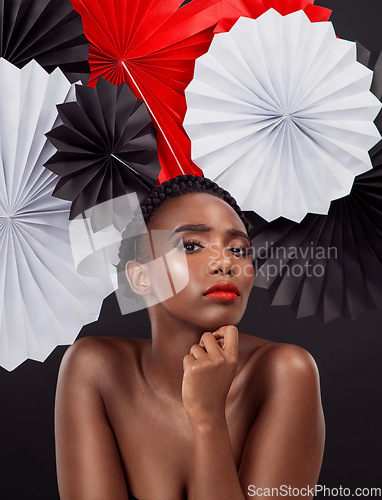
{"left": 199, "top": 332, "right": 222, "bottom": 355}
{"left": 211, "top": 327, "right": 224, "bottom": 345}
{"left": 213, "top": 325, "right": 238, "bottom": 354}
{"left": 205, "top": 330, "right": 223, "bottom": 348}
{"left": 216, "top": 337, "right": 224, "bottom": 348}
{"left": 183, "top": 353, "right": 196, "bottom": 371}
{"left": 199, "top": 333, "right": 210, "bottom": 352}
{"left": 190, "top": 343, "right": 208, "bottom": 360}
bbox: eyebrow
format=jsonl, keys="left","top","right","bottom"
{"left": 168, "top": 224, "right": 250, "bottom": 243}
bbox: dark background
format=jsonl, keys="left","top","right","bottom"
{"left": 1, "top": 0, "right": 382, "bottom": 498}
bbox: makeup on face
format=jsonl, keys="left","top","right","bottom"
{"left": 203, "top": 281, "right": 241, "bottom": 302}
{"left": 167, "top": 222, "right": 253, "bottom": 302}
{"left": 168, "top": 224, "right": 251, "bottom": 258}
{"left": 143, "top": 193, "right": 254, "bottom": 330}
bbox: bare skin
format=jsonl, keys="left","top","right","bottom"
{"left": 55, "top": 193, "right": 325, "bottom": 500}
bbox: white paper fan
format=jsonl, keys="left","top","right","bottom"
{"left": 183, "top": 9, "right": 382, "bottom": 222}
{"left": 0, "top": 58, "right": 115, "bottom": 371}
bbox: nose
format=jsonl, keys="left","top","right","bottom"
{"left": 207, "top": 245, "right": 234, "bottom": 275}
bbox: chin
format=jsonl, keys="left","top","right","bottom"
{"left": 194, "top": 306, "right": 245, "bottom": 333}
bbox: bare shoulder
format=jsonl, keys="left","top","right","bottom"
{"left": 57, "top": 336, "right": 145, "bottom": 392}
{"left": 260, "top": 341, "right": 320, "bottom": 382}
{"left": 238, "top": 332, "right": 320, "bottom": 393}
{"left": 237, "top": 338, "right": 325, "bottom": 490}
{"left": 55, "top": 336, "right": 140, "bottom": 499}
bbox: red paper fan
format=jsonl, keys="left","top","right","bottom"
{"left": 70, "top": 0, "right": 221, "bottom": 182}
{"left": 214, "top": 0, "right": 331, "bottom": 33}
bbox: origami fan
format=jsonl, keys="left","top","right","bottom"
{"left": 0, "top": 59, "right": 115, "bottom": 371}
{"left": 214, "top": 0, "right": 331, "bottom": 33}
{"left": 0, "top": 0, "right": 89, "bottom": 83}
{"left": 44, "top": 77, "right": 161, "bottom": 230}
{"left": 184, "top": 10, "right": 382, "bottom": 223}
{"left": 245, "top": 43, "right": 382, "bottom": 323}
{"left": 70, "top": 0, "right": 222, "bottom": 182}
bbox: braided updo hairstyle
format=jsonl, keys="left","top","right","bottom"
{"left": 116, "top": 174, "right": 249, "bottom": 298}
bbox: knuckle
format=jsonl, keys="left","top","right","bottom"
{"left": 183, "top": 354, "right": 192, "bottom": 365}
{"left": 202, "top": 331, "right": 213, "bottom": 339}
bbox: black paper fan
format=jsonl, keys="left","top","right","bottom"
{"left": 44, "top": 77, "right": 161, "bottom": 230}
{"left": 246, "top": 43, "right": 382, "bottom": 323}
{"left": 0, "top": 0, "right": 89, "bottom": 82}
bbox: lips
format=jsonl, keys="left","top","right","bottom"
{"left": 204, "top": 281, "right": 240, "bottom": 295}
{"left": 203, "top": 281, "right": 240, "bottom": 302}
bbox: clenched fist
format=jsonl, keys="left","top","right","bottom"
{"left": 182, "top": 325, "right": 239, "bottom": 425}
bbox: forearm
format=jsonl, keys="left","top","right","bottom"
{"left": 190, "top": 415, "right": 246, "bottom": 500}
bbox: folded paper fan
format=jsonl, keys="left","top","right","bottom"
{"left": 184, "top": 10, "right": 382, "bottom": 223}
{"left": 0, "top": 59, "right": 115, "bottom": 371}
{"left": 214, "top": 0, "right": 331, "bottom": 34}
{"left": 0, "top": 0, "right": 89, "bottom": 83}
{"left": 70, "top": 0, "right": 222, "bottom": 181}
{"left": 245, "top": 43, "right": 382, "bottom": 323}
{"left": 45, "top": 77, "right": 161, "bottom": 230}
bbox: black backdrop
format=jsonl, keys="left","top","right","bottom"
{"left": 1, "top": 0, "right": 382, "bottom": 498}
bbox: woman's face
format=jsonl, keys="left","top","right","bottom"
{"left": 133, "top": 192, "right": 255, "bottom": 332}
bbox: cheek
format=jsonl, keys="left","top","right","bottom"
{"left": 168, "top": 257, "right": 190, "bottom": 294}
{"left": 160, "top": 249, "right": 194, "bottom": 297}
{"left": 166, "top": 254, "right": 207, "bottom": 304}
{"left": 244, "top": 261, "right": 255, "bottom": 287}
{"left": 231, "top": 260, "right": 255, "bottom": 288}
{"left": 143, "top": 248, "right": 190, "bottom": 303}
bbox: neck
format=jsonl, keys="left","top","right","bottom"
{"left": 142, "top": 306, "right": 205, "bottom": 403}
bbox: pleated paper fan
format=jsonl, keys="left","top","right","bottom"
{"left": 245, "top": 43, "right": 382, "bottom": 323}
{"left": 184, "top": 10, "right": 382, "bottom": 223}
{"left": 214, "top": 0, "right": 331, "bottom": 34}
{"left": 0, "top": 0, "right": 89, "bottom": 83}
{"left": 0, "top": 59, "right": 115, "bottom": 371}
{"left": 70, "top": 0, "right": 222, "bottom": 182}
{"left": 44, "top": 77, "right": 161, "bottom": 231}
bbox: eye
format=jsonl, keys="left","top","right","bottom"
{"left": 229, "top": 245, "right": 252, "bottom": 258}
{"left": 182, "top": 238, "right": 203, "bottom": 253}
{"left": 172, "top": 237, "right": 204, "bottom": 253}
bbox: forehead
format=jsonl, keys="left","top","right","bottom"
{"left": 148, "top": 192, "right": 246, "bottom": 232}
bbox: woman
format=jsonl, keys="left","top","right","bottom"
{"left": 55, "top": 175, "right": 325, "bottom": 500}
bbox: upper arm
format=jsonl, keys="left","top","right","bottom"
{"left": 238, "top": 344, "right": 325, "bottom": 499}
{"left": 55, "top": 337, "right": 129, "bottom": 500}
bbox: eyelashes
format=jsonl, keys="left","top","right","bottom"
{"left": 182, "top": 238, "right": 203, "bottom": 253}
{"left": 175, "top": 238, "right": 252, "bottom": 258}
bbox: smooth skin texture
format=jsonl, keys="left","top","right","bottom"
{"left": 55, "top": 193, "right": 325, "bottom": 500}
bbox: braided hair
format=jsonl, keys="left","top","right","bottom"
{"left": 116, "top": 174, "right": 249, "bottom": 298}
